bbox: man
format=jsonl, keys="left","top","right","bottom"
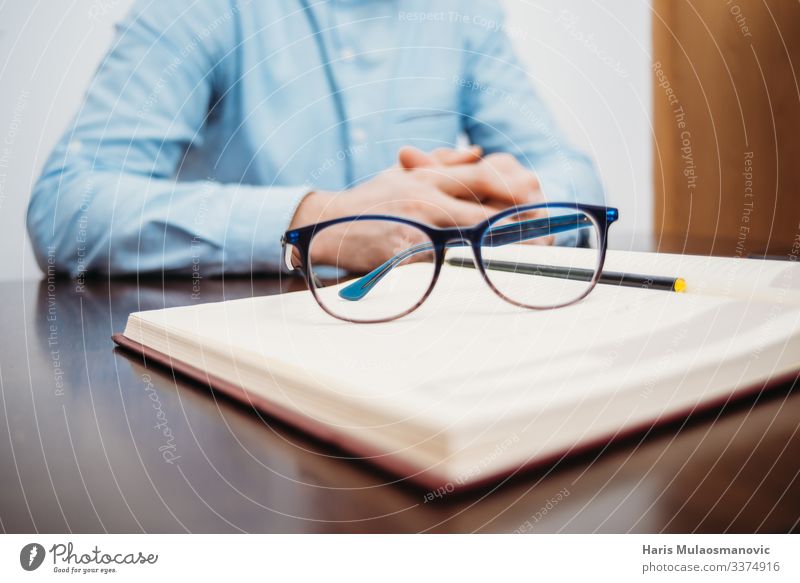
{"left": 27, "top": 0, "right": 603, "bottom": 276}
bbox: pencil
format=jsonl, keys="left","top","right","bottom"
{"left": 446, "top": 257, "right": 686, "bottom": 293}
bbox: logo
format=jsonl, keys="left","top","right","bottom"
{"left": 20, "top": 543, "right": 46, "bottom": 571}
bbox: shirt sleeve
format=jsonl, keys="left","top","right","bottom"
{"left": 26, "top": 0, "right": 310, "bottom": 277}
{"left": 459, "top": 2, "right": 605, "bottom": 209}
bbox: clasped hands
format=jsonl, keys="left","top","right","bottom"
{"left": 290, "top": 146, "right": 547, "bottom": 273}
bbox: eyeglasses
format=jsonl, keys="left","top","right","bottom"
{"left": 281, "top": 203, "right": 619, "bottom": 323}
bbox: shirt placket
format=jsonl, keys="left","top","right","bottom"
{"left": 326, "top": 0, "right": 395, "bottom": 183}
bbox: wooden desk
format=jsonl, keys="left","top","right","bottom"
{"left": 0, "top": 277, "right": 797, "bottom": 533}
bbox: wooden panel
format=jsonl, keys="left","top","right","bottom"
{"left": 653, "top": 0, "right": 800, "bottom": 256}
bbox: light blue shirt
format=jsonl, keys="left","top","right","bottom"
{"left": 27, "top": 0, "right": 604, "bottom": 276}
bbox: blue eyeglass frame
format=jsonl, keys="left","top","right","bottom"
{"left": 281, "top": 202, "right": 619, "bottom": 323}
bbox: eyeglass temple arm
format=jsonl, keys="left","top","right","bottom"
{"left": 337, "top": 240, "right": 438, "bottom": 301}
{"left": 338, "top": 214, "right": 591, "bottom": 301}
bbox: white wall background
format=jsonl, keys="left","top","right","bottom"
{"left": 0, "top": 0, "right": 652, "bottom": 281}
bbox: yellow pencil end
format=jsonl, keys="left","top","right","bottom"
{"left": 674, "top": 278, "right": 687, "bottom": 293}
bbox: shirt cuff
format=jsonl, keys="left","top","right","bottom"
{"left": 222, "top": 183, "right": 312, "bottom": 273}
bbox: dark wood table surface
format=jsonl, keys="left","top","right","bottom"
{"left": 1, "top": 275, "right": 798, "bottom": 533}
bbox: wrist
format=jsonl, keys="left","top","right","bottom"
{"left": 289, "top": 190, "right": 338, "bottom": 229}
{"left": 289, "top": 190, "right": 343, "bottom": 267}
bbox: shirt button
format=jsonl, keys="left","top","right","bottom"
{"left": 351, "top": 128, "right": 367, "bottom": 143}
{"left": 340, "top": 48, "right": 355, "bottom": 62}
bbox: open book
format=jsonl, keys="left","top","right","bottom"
{"left": 114, "top": 249, "right": 800, "bottom": 490}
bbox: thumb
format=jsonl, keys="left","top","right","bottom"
{"left": 398, "top": 146, "right": 435, "bottom": 169}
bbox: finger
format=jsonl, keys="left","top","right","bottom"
{"left": 483, "top": 163, "right": 543, "bottom": 207}
{"left": 478, "top": 167, "right": 541, "bottom": 207}
{"left": 427, "top": 193, "right": 496, "bottom": 227}
{"left": 415, "top": 164, "right": 524, "bottom": 207}
{"left": 482, "top": 154, "right": 544, "bottom": 206}
{"left": 399, "top": 145, "right": 483, "bottom": 169}
{"left": 429, "top": 145, "right": 483, "bottom": 166}
{"left": 398, "top": 146, "right": 434, "bottom": 169}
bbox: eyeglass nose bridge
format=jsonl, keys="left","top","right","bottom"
{"left": 435, "top": 232, "right": 481, "bottom": 265}
{"left": 436, "top": 224, "right": 482, "bottom": 251}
